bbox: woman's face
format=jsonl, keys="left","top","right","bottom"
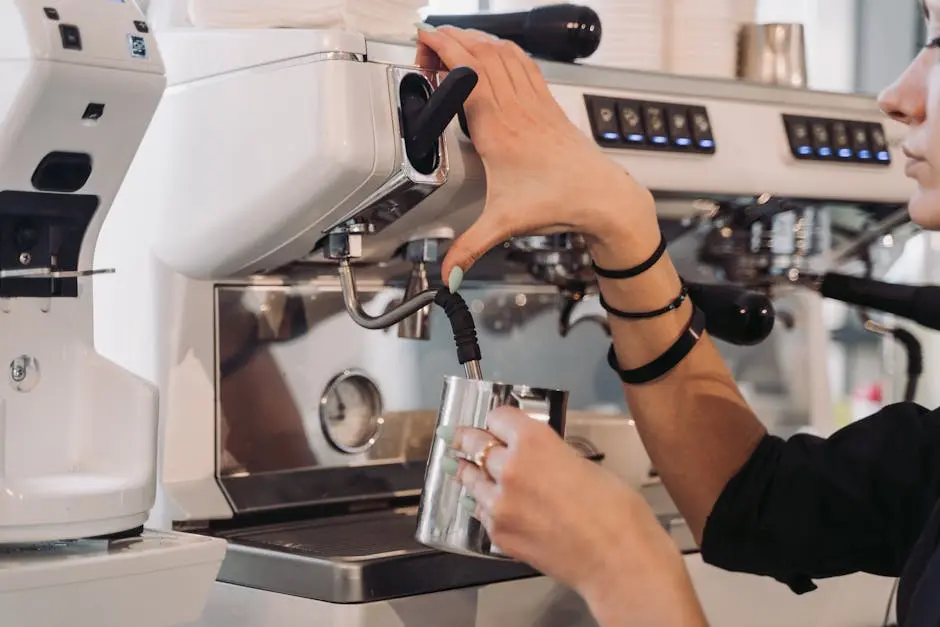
{"left": 880, "top": 0, "right": 940, "bottom": 228}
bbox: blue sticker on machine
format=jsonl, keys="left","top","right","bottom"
{"left": 128, "top": 34, "right": 147, "bottom": 59}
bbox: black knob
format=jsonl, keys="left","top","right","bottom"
{"left": 425, "top": 4, "right": 602, "bottom": 63}
{"left": 13, "top": 220, "right": 40, "bottom": 251}
{"left": 400, "top": 67, "right": 478, "bottom": 175}
{"left": 687, "top": 282, "right": 776, "bottom": 346}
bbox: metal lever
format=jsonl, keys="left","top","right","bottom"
{"left": 0, "top": 267, "right": 115, "bottom": 279}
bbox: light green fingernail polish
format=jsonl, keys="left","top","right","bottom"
{"left": 415, "top": 22, "right": 437, "bottom": 32}
{"left": 448, "top": 267, "right": 464, "bottom": 293}
{"left": 461, "top": 495, "right": 477, "bottom": 510}
{"left": 436, "top": 424, "right": 455, "bottom": 443}
{"left": 442, "top": 457, "right": 458, "bottom": 476}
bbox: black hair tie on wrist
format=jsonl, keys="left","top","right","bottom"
{"left": 600, "top": 284, "right": 689, "bottom": 320}
{"left": 592, "top": 233, "right": 666, "bottom": 279}
{"left": 607, "top": 306, "right": 706, "bottom": 385}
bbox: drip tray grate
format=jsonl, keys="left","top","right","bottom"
{"left": 215, "top": 508, "right": 538, "bottom": 604}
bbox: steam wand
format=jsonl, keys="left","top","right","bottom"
{"left": 334, "top": 252, "right": 483, "bottom": 379}
{"left": 435, "top": 288, "right": 484, "bottom": 380}
{"left": 337, "top": 259, "right": 437, "bottom": 330}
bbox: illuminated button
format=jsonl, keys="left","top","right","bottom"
{"left": 643, "top": 104, "right": 669, "bottom": 145}
{"left": 586, "top": 97, "right": 620, "bottom": 144}
{"left": 667, "top": 107, "right": 693, "bottom": 148}
{"left": 618, "top": 101, "right": 646, "bottom": 144}
{"left": 869, "top": 123, "right": 891, "bottom": 163}
{"left": 850, "top": 123, "right": 872, "bottom": 160}
{"left": 810, "top": 120, "right": 833, "bottom": 158}
{"left": 688, "top": 106, "right": 715, "bottom": 152}
{"left": 784, "top": 117, "right": 813, "bottom": 158}
{"left": 59, "top": 24, "right": 82, "bottom": 51}
{"left": 831, "top": 121, "right": 852, "bottom": 159}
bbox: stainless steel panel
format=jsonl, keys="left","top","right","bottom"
{"left": 214, "top": 279, "right": 620, "bottom": 514}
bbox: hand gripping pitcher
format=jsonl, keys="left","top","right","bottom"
{"left": 414, "top": 290, "right": 568, "bottom": 559}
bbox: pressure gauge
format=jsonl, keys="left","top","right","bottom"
{"left": 319, "top": 370, "right": 384, "bottom": 454}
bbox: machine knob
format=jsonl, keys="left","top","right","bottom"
{"left": 686, "top": 282, "right": 776, "bottom": 346}
{"left": 401, "top": 67, "right": 479, "bottom": 174}
{"left": 425, "top": 4, "right": 603, "bottom": 63}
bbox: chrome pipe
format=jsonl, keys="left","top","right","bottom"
{"left": 337, "top": 260, "right": 437, "bottom": 330}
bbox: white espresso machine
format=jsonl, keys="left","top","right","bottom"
{"left": 0, "top": 3, "right": 224, "bottom": 626}
{"left": 94, "top": 25, "right": 914, "bottom": 627}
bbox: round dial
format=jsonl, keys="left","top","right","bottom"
{"left": 319, "top": 371, "right": 384, "bottom": 454}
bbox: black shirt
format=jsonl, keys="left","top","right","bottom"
{"left": 700, "top": 402, "right": 940, "bottom": 626}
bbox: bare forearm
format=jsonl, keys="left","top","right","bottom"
{"left": 584, "top": 530, "right": 709, "bottom": 627}
{"left": 590, "top": 236, "right": 766, "bottom": 541}
{"left": 590, "top": 581, "right": 708, "bottom": 627}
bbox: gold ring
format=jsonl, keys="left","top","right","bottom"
{"left": 474, "top": 440, "right": 499, "bottom": 478}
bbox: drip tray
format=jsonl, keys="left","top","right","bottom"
{"left": 214, "top": 508, "right": 538, "bottom": 604}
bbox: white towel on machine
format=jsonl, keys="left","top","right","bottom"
{"left": 187, "top": 0, "right": 426, "bottom": 40}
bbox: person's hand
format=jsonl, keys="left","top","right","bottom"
{"left": 414, "top": 26, "right": 660, "bottom": 290}
{"left": 443, "top": 406, "right": 695, "bottom": 615}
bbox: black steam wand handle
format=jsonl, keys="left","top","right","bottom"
{"left": 819, "top": 273, "right": 940, "bottom": 331}
{"left": 424, "top": 4, "right": 602, "bottom": 63}
{"left": 403, "top": 67, "right": 478, "bottom": 165}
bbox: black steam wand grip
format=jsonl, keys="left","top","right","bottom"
{"left": 404, "top": 67, "right": 478, "bottom": 165}
{"left": 425, "top": 4, "right": 602, "bottom": 63}
{"left": 820, "top": 273, "right": 940, "bottom": 331}
{"left": 435, "top": 289, "right": 483, "bottom": 376}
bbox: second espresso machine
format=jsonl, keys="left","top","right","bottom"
{"left": 91, "top": 8, "right": 931, "bottom": 626}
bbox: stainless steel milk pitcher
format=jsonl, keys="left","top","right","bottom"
{"left": 415, "top": 375, "right": 568, "bottom": 559}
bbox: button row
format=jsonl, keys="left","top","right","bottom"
{"left": 783, "top": 115, "right": 890, "bottom": 165}
{"left": 586, "top": 96, "right": 716, "bottom": 154}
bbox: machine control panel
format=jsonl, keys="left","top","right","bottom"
{"left": 585, "top": 96, "right": 716, "bottom": 154}
{"left": 783, "top": 114, "right": 891, "bottom": 165}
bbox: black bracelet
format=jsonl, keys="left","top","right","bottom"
{"left": 600, "top": 284, "right": 689, "bottom": 320}
{"left": 592, "top": 232, "right": 666, "bottom": 279}
{"left": 607, "top": 306, "right": 706, "bottom": 385}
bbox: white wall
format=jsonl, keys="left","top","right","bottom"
{"left": 757, "top": 0, "right": 857, "bottom": 92}
{"left": 855, "top": 0, "right": 922, "bottom": 94}
{"left": 425, "top": 0, "right": 480, "bottom": 13}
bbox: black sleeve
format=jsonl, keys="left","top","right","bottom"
{"left": 700, "top": 402, "right": 940, "bottom": 594}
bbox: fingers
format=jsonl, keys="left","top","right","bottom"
{"left": 442, "top": 29, "right": 518, "bottom": 111}
{"left": 497, "top": 41, "right": 550, "bottom": 105}
{"left": 441, "top": 211, "right": 513, "bottom": 288}
{"left": 416, "top": 28, "right": 497, "bottom": 120}
{"left": 414, "top": 33, "right": 443, "bottom": 71}
{"left": 452, "top": 427, "right": 510, "bottom": 480}
{"left": 484, "top": 405, "right": 539, "bottom": 448}
{"left": 417, "top": 27, "right": 476, "bottom": 69}
{"left": 456, "top": 459, "right": 499, "bottom": 511}
{"left": 417, "top": 27, "right": 545, "bottom": 115}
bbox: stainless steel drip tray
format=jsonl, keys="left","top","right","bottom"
{"left": 213, "top": 508, "right": 538, "bottom": 604}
